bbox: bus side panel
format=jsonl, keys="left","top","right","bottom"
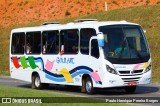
{"left": 88, "top": 56, "right": 103, "bottom": 88}
{"left": 10, "top": 55, "right": 44, "bottom": 82}
{"left": 11, "top": 70, "right": 32, "bottom": 82}
{"left": 40, "top": 54, "right": 103, "bottom": 88}
{"left": 41, "top": 54, "right": 85, "bottom": 86}
{"left": 10, "top": 54, "right": 104, "bottom": 88}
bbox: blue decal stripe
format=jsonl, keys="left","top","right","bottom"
{"left": 69, "top": 66, "right": 93, "bottom": 74}
{"left": 71, "top": 69, "right": 90, "bottom": 78}
{"left": 44, "top": 65, "right": 93, "bottom": 78}
{"left": 44, "top": 69, "right": 63, "bottom": 77}
{"left": 45, "top": 74, "right": 65, "bottom": 82}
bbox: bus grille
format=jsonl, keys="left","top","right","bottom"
{"left": 118, "top": 69, "right": 143, "bottom": 75}
{"left": 119, "top": 71, "right": 130, "bottom": 74}
{"left": 133, "top": 69, "right": 143, "bottom": 73}
{"left": 121, "top": 77, "right": 141, "bottom": 85}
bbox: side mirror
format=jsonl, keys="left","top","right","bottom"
{"left": 143, "top": 30, "right": 146, "bottom": 33}
{"left": 97, "top": 32, "right": 104, "bottom": 47}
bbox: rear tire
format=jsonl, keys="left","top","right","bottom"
{"left": 125, "top": 86, "right": 136, "bottom": 93}
{"left": 85, "top": 77, "right": 94, "bottom": 94}
{"left": 32, "top": 74, "right": 43, "bottom": 89}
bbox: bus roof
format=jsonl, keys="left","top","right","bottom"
{"left": 11, "top": 20, "right": 139, "bottom": 33}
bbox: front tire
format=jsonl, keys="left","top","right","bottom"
{"left": 125, "top": 86, "right": 136, "bottom": 93}
{"left": 85, "top": 77, "right": 94, "bottom": 94}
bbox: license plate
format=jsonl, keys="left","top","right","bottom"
{"left": 128, "top": 82, "right": 136, "bottom": 86}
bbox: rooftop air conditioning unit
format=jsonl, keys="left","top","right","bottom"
{"left": 41, "top": 22, "right": 60, "bottom": 26}
{"left": 75, "top": 19, "right": 98, "bottom": 23}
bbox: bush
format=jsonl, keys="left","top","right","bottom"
{"left": 112, "top": 0, "right": 118, "bottom": 5}
{"left": 146, "top": 0, "right": 150, "bottom": 4}
{"left": 65, "top": 10, "right": 71, "bottom": 16}
{"left": 157, "top": 1, "right": 160, "bottom": 4}
{"left": 86, "top": 0, "right": 92, "bottom": 2}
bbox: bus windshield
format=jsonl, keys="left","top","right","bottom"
{"left": 99, "top": 25, "right": 150, "bottom": 63}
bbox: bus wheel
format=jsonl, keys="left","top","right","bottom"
{"left": 32, "top": 74, "right": 43, "bottom": 89}
{"left": 125, "top": 86, "right": 136, "bottom": 93}
{"left": 85, "top": 77, "right": 94, "bottom": 94}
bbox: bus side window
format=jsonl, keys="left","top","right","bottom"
{"left": 80, "top": 28, "right": 96, "bottom": 55}
{"left": 60, "top": 29, "right": 79, "bottom": 54}
{"left": 11, "top": 33, "right": 25, "bottom": 54}
{"left": 42, "top": 31, "right": 59, "bottom": 54}
{"left": 91, "top": 39, "right": 100, "bottom": 58}
{"left": 26, "top": 32, "right": 41, "bottom": 54}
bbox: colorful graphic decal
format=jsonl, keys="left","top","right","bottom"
{"left": 11, "top": 56, "right": 102, "bottom": 84}
{"left": 12, "top": 56, "right": 39, "bottom": 69}
{"left": 45, "top": 60, "right": 55, "bottom": 71}
{"left": 133, "top": 64, "right": 142, "bottom": 70}
{"left": 89, "top": 72, "right": 101, "bottom": 82}
{"left": 20, "top": 56, "right": 30, "bottom": 68}
{"left": 59, "top": 68, "right": 74, "bottom": 83}
{"left": 12, "top": 56, "right": 21, "bottom": 68}
{"left": 133, "top": 62, "right": 149, "bottom": 70}
{"left": 28, "top": 56, "right": 38, "bottom": 69}
{"left": 140, "top": 62, "right": 149, "bottom": 68}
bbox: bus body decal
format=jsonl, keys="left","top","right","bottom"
{"left": 133, "top": 64, "right": 143, "bottom": 70}
{"left": 11, "top": 56, "right": 102, "bottom": 84}
{"left": 28, "top": 56, "right": 38, "bottom": 69}
{"left": 45, "top": 60, "right": 55, "bottom": 71}
{"left": 20, "top": 56, "right": 30, "bottom": 68}
{"left": 133, "top": 62, "right": 149, "bottom": 70}
{"left": 59, "top": 68, "right": 74, "bottom": 83}
{"left": 89, "top": 72, "right": 101, "bottom": 82}
{"left": 140, "top": 62, "right": 149, "bottom": 68}
{"left": 12, "top": 56, "right": 21, "bottom": 69}
{"left": 45, "top": 74, "right": 65, "bottom": 82}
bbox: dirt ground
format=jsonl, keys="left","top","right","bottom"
{"left": 0, "top": 0, "right": 160, "bottom": 27}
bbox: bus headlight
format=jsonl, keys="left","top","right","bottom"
{"left": 144, "top": 64, "right": 151, "bottom": 73}
{"left": 106, "top": 65, "right": 117, "bottom": 75}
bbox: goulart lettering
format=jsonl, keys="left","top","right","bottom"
{"left": 56, "top": 57, "right": 75, "bottom": 64}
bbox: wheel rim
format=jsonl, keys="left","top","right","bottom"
{"left": 35, "top": 77, "right": 40, "bottom": 87}
{"left": 86, "top": 80, "right": 92, "bottom": 93}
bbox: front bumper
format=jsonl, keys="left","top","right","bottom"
{"left": 102, "top": 70, "right": 151, "bottom": 88}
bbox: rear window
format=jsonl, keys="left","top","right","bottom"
{"left": 11, "top": 33, "right": 25, "bottom": 54}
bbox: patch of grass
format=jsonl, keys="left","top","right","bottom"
{"left": 0, "top": 5, "right": 160, "bottom": 82}
{"left": 0, "top": 70, "right": 10, "bottom": 76}
{"left": 0, "top": 86, "right": 66, "bottom": 97}
{"left": 17, "top": 0, "right": 28, "bottom": 6}
{"left": 0, "top": 86, "right": 128, "bottom": 106}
